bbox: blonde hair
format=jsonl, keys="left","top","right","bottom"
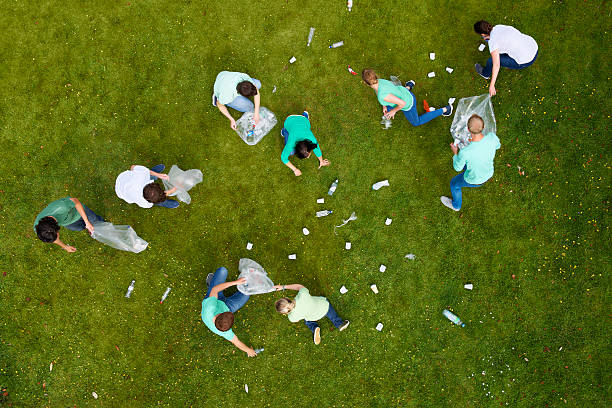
{"left": 361, "top": 69, "right": 378, "bottom": 86}
{"left": 467, "top": 114, "right": 484, "bottom": 134}
{"left": 275, "top": 298, "right": 296, "bottom": 314}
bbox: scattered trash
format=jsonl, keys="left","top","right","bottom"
{"left": 479, "top": 43, "right": 486, "bottom": 51}
{"left": 237, "top": 258, "right": 275, "bottom": 295}
{"left": 423, "top": 99, "right": 431, "bottom": 112}
{"left": 288, "top": 254, "right": 297, "bottom": 260}
{"left": 49, "top": 362, "right": 53, "bottom": 372}
{"left": 329, "top": 41, "right": 344, "bottom": 48}
{"left": 443, "top": 309, "right": 465, "bottom": 327}
{"left": 160, "top": 287, "right": 171, "bottom": 303}
{"left": 370, "top": 284, "right": 379, "bottom": 294}
{"left": 347, "top": 0, "right": 353, "bottom": 11}
{"left": 244, "top": 384, "right": 249, "bottom": 393}
{"left": 379, "top": 264, "right": 386, "bottom": 272}
{"left": 316, "top": 198, "right": 325, "bottom": 204}
{"left": 405, "top": 253, "right": 416, "bottom": 260}
{"left": 335, "top": 211, "right": 357, "bottom": 231}
{"left": 91, "top": 222, "right": 148, "bottom": 253}
{"left": 385, "top": 218, "right": 392, "bottom": 225}
{"left": 427, "top": 71, "right": 435, "bottom": 78}
{"left": 328, "top": 179, "right": 339, "bottom": 195}
{"left": 289, "top": 56, "right": 296, "bottom": 64}
{"left": 92, "top": 392, "right": 98, "bottom": 399}
{"left": 347, "top": 65, "right": 357, "bottom": 75}
{"left": 125, "top": 280, "right": 135, "bottom": 298}
{"left": 446, "top": 67, "right": 454, "bottom": 73}
{"left": 307, "top": 27, "right": 315, "bottom": 46}
{"left": 380, "top": 115, "right": 392, "bottom": 129}
{"left": 372, "top": 179, "right": 389, "bottom": 190}
{"left": 464, "top": 283, "right": 474, "bottom": 290}
{"left": 235, "top": 107, "right": 278, "bottom": 145}
{"left": 345, "top": 242, "right": 351, "bottom": 250}
{"left": 316, "top": 210, "right": 333, "bottom": 217}
{"left": 246, "top": 242, "right": 253, "bottom": 250}
{"left": 302, "top": 227, "right": 310, "bottom": 235}
{"left": 429, "top": 52, "right": 436, "bottom": 60}
{"left": 272, "top": 85, "right": 277, "bottom": 93}
{"left": 376, "top": 323, "right": 384, "bottom": 331}
{"left": 339, "top": 285, "right": 348, "bottom": 294}
{"left": 254, "top": 348, "right": 264, "bottom": 354}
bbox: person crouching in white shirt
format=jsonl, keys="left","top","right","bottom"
{"left": 115, "top": 164, "right": 179, "bottom": 209}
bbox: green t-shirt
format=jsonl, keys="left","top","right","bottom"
{"left": 201, "top": 296, "right": 235, "bottom": 341}
{"left": 453, "top": 132, "right": 501, "bottom": 184}
{"left": 213, "top": 71, "right": 254, "bottom": 105}
{"left": 376, "top": 79, "right": 414, "bottom": 111}
{"left": 287, "top": 288, "right": 329, "bottom": 323}
{"left": 33, "top": 197, "right": 81, "bottom": 231}
{"left": 281, "top": 115, "right": 322, "bottom": 164}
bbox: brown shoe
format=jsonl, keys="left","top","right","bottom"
{"left": 313, "top": 327, "right": 321, "bottom": 345}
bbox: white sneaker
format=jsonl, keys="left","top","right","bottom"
{"left": 211, "top": 93, "right": 217, "bottom": 106}
{"left": 313, "top": 327, "right": 321, "bottom": 345}
{"left": 339, "top": 320, "right": 350, "bottom": 331}
{"left": 440, "top": 196, "right": 459, "bottom": 211}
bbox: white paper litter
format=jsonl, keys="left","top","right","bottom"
{"left": 317, "top": 198, "right": 324, "bottom": 204}
{"left": 405, "top": 253, "right": 416, "bottom": 260}
{"left": 245, "top": 384, "right": 249, "bottom": 393}
{"left": 385, "top": 218, "right": 392, "bottom": 225}
{"left": 464, "top": 283, "right": 474, "bottom": 290}
{"left": 246, "top": 242, "right": 253, "bottom": 250}
{"left": 345, "top": 242, "right": 351, "bottom": 250}
{"left": 334, "top": 212, "right": 357, "bottom": 233}
{"left": 428, "top": 71, "right": 435, "bottom": 78}
{"left": 370, "top": 284, "right": 379, "bottom": 294}
{"left": 288, "top": 254, "right": 296, "bottom": 260}
{"left": 446, "top": 67, "right": 454, "bottom": 73}
{"left": 289, "top": 56, "right": 296, "bottom": 63}
{"left": 479, "top": 44, "right": 486, "bottom": 51}
{"left": 49, "top": 362, "right": 53, "bottom": 372}
{"left": 379, "top": 264, "right": 386, "bottom": 272}
{"left": 372, "top": 180, "right": 389, "bottom": 190}
{"left": 429, "top": 52, "right": 436, "bottom": 60}
{"left": 339, "top": 285, "right": 348, "bottom": 294}
{"left": 376, "top": 323, "right": 384, "bottom": 331}
{"left": 92, "top": 392, "right": 98, "bottom": 399}
{"left": 302, "top": 227, "right": 310, "bottom": 235}
{"left": 272, "top": 85, "right": 277, "bottom": 93}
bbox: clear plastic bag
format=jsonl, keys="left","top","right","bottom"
{"left": 161, "top": 165, "right": 203, "bottom": 204}
{"left": 450, "top": 94, "right": 496, "bottom": 148}
{"left": 235, "top": 107, "right": 278, "bottom": 145}
{"left": 91, "top": 222, "right": 148, "bottom": 253}
{"left": 237, "top": 258, "right": 275, "bottom": 295}
{"left": 389, "top": 75, "right": 402, "bottom": 86}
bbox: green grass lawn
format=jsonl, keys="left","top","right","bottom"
{"left": 1, "top": 0, "right": 610, "bottom": 406}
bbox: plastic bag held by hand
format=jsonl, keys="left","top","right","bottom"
{"left": 237, "top": 258, "right": 275, "bottom": 295}
{"left": 91, "top": 222, "right": 148, "bottom": 253}
{"left": 450, "top": 94, "right": 496, "bottom": 149}
{"left": 235, "top": 107, "right": 278, "bottom": 145}
{"left": 162, "top": 165, "right": 203, "bottom": 204}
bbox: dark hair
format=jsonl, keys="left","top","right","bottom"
{"left": 215, "top": 311, "right": 234, "bottom": 332}
{"left": 361, "top": 69, "right": 378, "bottom": 86}
{"left": 143, "top": 182, "right": 167, "bottom": 204}
{"left": 295, "top": 140, "right": 318, "bottom": 159}
{"left": 237, "top": 81, "right": 257, "bottom": 97}
{"left": 36, "top": 216, "right": 60, "bottom": 243}
{"left": 474, "top": 20, "right": 493, "bottom": 35}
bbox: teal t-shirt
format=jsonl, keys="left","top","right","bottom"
{"left": 213, "top": 71, "right": 255, "bottom": 105}
{"left": 281, "top": 115, "right": 322, "bottom": 164}
{"left": 376, "top": 79, "right": 414, "bottom": 111}
{"left": 453, "top": 132, "right": 501, "bottom": 184}
{"left": 287, "top": 288, "right": 330, "bottom": 323}
{"left": 201, "top": 297, "right": 235, "bottom": 341}
{"left": 33, "top": 197, "right": 81, "bottom": 231}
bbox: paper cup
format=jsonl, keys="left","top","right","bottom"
{"left": 379, "top": 264, "right": 386, "bottom": 272}
{"left": 385, "top": 218, "right": 392, "bottom": 225}
{"left": 376, "top": 323, "right": 383, "bottom": 331}
{"left": 370, "top": 284, "right": 379, "bottom": 294}
{"left": 345, "top": 242, "right": 351, "bottom": 250}
{"left": 246, "top": 242, "right": 253, "bottom": 250}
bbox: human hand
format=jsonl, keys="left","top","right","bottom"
{"left": 159, "top": 173, "right": 170, "bottom": 181}
{"left": 64, "top": 245, "right": 77, "bottom": 253}
{"left": 253, "top": 112, "right": 260, "bottom": 125}
{"left": 450, "top": 143, "right": 459, "bottom": 155}
{"left": 293, "top": 168, "right": 302, "bottom": 177}
{"left": 85, "top": 223, "right": 94, "bottom": 235}
{"left": 318, "top": 159, "right": 330, "bottom": 169}
{"left": 246, "top": 348, "right": 257, "bottom": 357}
{"left": 489, "top": 84, "right": 497, "bottom": 97}
{"left": 230, "top": 119, "right": 237, "bottom": 130}
{"left": 384, "top": 110, "right": 396, "bottom": 119}
{"left": 272, "top": 284, "right": 283, "bottom": 291}
{"left": 236, "top": 277, "right": 247, "bottom": 285}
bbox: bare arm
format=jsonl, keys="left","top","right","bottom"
{"left": 489, "top": 50, "right": 500, "bottom": 96}
{"left": 230, "top": 335, "right": 257, "bottom": 357}
{"left": 209, "top": 278, "right": 246, "bottom": 298}
{"left": 253, "top": 89, "right": 261, "bottom": 123}
{"left": 273, "top": 284, "right": 305, "bottom": 291}
{"left": 383, "top": 94, "right": 407, "bottom": 118}
{"left": 69, "top": 198, "right": 94, "bottom": 234}
{"left": 164, "top": 186, "right": 178, "bottom": 195}
{"left": 216, "top": 102, "right": 237, "bottom": 130}
{"left": 284, "top": 161, "right": 302, "bottom": 177}
{"left": 53, "top": 235, "right": 76, "bottom": 253}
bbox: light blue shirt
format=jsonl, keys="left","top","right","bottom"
{"left": 201, "top": 297, "right": 235, "bottom": 341}
{"left": 453, "top": 132, "right": 501, "bottom": 184}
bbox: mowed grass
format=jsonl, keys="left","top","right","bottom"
{"left": 0, "top": 0, "right": 610, "bottom": 406}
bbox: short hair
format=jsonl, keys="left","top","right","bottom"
{"left": 36, "top": 216, "right": 60, "bottom": 243}
{"left": 361, "top": 69, "right": 378, "bottom": 86}
{"left": 237, "top": 81, "right": 257, "bottom": 97}
{"left": 143, "top": 182, "right": 166, "bottom": 204}
{"left": 215, "top": 311, "right": 234, "bottom": 331}
{"left": 467, "top": 114, "right": 485, "bottom": 134}
{"left": 275, "top": 298, "right": 295, "bottom": 314}
{"left": 295, "top": 140, "right": 318, "bottom": 159}
{"left": 474, "top": 20, "right": 493, "bottom": 35}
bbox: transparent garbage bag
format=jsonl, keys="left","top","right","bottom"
{"left": 235, "top": 107, "right": 278, "bottom": 145}
{"left": 450, "top": 94, "right": 496, "bottom": 148}
{"left": 161, "top": 165, "right": 203, "bottom": 204}
{"left": 91, "top": 222, "right": 148, "bottom": 253}
{"left": 237, "top": 258, "right": 275, "bottom": 295}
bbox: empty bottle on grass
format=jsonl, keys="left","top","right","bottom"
{"left": 125, "top": 280, "right": 135, "bottom": 298}
{"left": 254, "top": 348, "right": 264, "bottom": 354}
{"left": 329, "top": 41, "right": 344, "bottom": 48}
{"left": 347, "top": 0, "right": 353, "bottom": 11}
{"left": 443, "top": 309, "right": 465, "bottom": 327}
{"left": 316, "top": 210, "right": 333, "bottom": 217}
{"left": 328, "top": 179, "right": 339, "bottom": 195}
{"left": 307, "top": 27, "right": 315, "bottom": 46}
{"left": 160, "top": 287, "right": 171, "bottom": 303}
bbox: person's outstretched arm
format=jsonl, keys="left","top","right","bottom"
{"left": 488, "top": 50, "right": 500, "bottom": 97}
{"left": 253, "top": 89, "right": 261, "bottom": 124}
{"left": 53, "top": 235, "right": 76, "bottom": 253}
{"left": 230, "top": 335, "right": 257, "bottom": 357}
{"left": 272, "top": 284, "right": 305, "bottom": 291}
{"left": 209, "top": 278, "right": 246, "bottom": 298}
{"left": 216, "top": 102, "right": 237, "bottom": 130}
{"left": 69, "top": 198, "right": 94, "bottom": 235}
{"left": 284, "top": 161, "right": 302, "bottom": 177}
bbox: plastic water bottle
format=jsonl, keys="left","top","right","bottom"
{"left": 329, "top": 41, "right": 344, "bottom": 48}
{"left": 307, "top": 27, "right": 315, "bottom": 46}
{"left": 443, "top": 309, "right": 465, "bottom": 327}
{"left": 246, "top": 120, "right": 255, "bottom": 143}
{"left": 347, "top": 0, "right": 353, "bottom": 11}
{"left": 316, "top": 210, "right": 333, "bottom": 217}
{"left": 372, "top": 179, "right": 390, "bottom": 190}
{"left": 160, "top": 287, "right": 171, "bottom": 303}
{"left": 380, "top": 115, "right": 392, "bottom": 129}
{"left": 125, "top": 280, "right": 135, "bottom": 298}
{"left": 328, "top": 179, "right": 338, "bottom": 195}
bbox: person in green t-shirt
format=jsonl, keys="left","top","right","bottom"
{"left": 280, "top": 112, "right": 330, "bottom": 177}
{"left": 361, "top": 69, "right": 453, "bottom": 126}
{"left": 440, "top": 114, "right": 501, "bottom": 211}
{"left": 273, "top": 284, "right": 349, "bottom": 345}
{"left": 33, "top": 197, "right": 105, "bottom": 252}
{"left": 212, "top": 71, "right": 262, "bottom": 130}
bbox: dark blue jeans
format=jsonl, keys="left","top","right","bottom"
{"left": 205, "top": 267, "right": 250, "bottom": 313}
{"left": 64, "top": 204, "right": 105, "bottom": 231}
{"left": 483, "top": 50, "right": 538, "bottom": 77}
{"left": 304, "top": 302, "right": 344, "bottom": 333}
{"left": 450, "top": 172, "right": 483, "bottom": 210}
{"left": 149, "top": 164, "right": 179, "bottom": 208}
{"left": 387, "top": 92, "right": 443, "bottom": 127}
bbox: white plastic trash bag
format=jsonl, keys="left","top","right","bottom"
{"left": 91, "top": 222, "right": 148, "bottom": 253}
{"left": 450, "top": 94, "right": 496, "bottom": 148}
{"left": 161, "top": 165, "right": 203, "bottom": 204}
{"left": 237, "top": 258, "right": 275, "bottom": 295}
{"left": 235, "top": 107, "right": 278, "bottom": 145}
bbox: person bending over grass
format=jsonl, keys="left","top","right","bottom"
{"left": 362, "top": 69, "right": 452, "bottom": 127}
{"left": 473, "top": 20, "right": 538, "bottom": 97}
{"left": 115, "top": 164, "right": 179, "bottom": 209}
{"left": 280, "top": 111, "right": 330, "bottom": 177}
{"left": 440, "top": 114, "right": 501, "bottom": 211}
{"left": 273, "top": 284, "right": 349, "bottom": 345}
{"left": 34, "top": 197, "right": 105, "bottom": 252}
{"left": 212, "top": 71, "right": 262, "bottom": 130}
{"left": 201, "top": 267, "right": 257, "bottom": 357}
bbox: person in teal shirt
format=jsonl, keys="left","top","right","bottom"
{"left": 361, "top": 69, "right": 452, "bottom": 126}
{"left": 441, "top": 114, "right": 501, "bottom": 211}
{"left": 273, "top": 284, "right": 350, "bottom": 345}
{"left": 280, "top": 112, "right": 330, "bottom": 176}
{"left": 212, "top": 71, "right": 261, "bottom": 130}
{"left": 201, "top": 267, "right": 258, "bottom": 357}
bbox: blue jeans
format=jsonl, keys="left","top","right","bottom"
{"left": 387, "top": 92, "right": 443, "bottom": 127}
{"left": 483, "top": 50, "right": 538, "bottom": 77}
{"left": 205, "top": 267, "right": 250, "bottom": 313}
{"left": 64, "top": 204, "right": 105, "bottom": 231}
{"left": 304, "top": 302, "right": 344, "bottom": 333}
{"left": 149, "top": 164, "right": 178, "bottom": 208}
{"left": 226, "top": 78, "right": 262, "bottom": 112}
{"left": 450, "top": 172, "right": 483, "bottom": 210}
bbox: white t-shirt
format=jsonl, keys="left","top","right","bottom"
{"left": 488, "top": 25, "right": 538, "bottom": 65}
{"left": 115, "top": 166, "right": 154, "bottom": 208}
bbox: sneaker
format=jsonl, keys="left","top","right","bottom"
{"left": 211, "top": 93, "right": 217, "bottom": 106}
{"left": 405, "top": 80, "right": 415, "bottom": 91}
{"left": 338, "top": 320, "right": 350, "bottom": 332}
{"left": 281, "top": 127, "right": 289, "bottom": 138}
{"left": 206, "top": 273, "right": 213, "bottom": 287}
{"left": 440, "top": 196, "right": 459, "bottom": 211}
{"left": 302, "top": 111, "right": 309, "bottom": 120}
{"left": 474, "top": 64, "right": 490, "bottom": 80}
{"left": 313, "top": 327, "right": 321, "bottom": 345}
{"left": 442, "top": 104, "right": 453, "bottom": 117}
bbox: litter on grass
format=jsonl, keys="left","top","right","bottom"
{"left": 376, "top": 323, "right": 384, "bottom": 331}
{"left": 316, "top": 198, "right": 325, "bottom": 204}
{"left": 370, "top": 284, "right": 379, "bottom": 294}
{"left": 272, "top": 85, "right": 277, "bottom": 93}
{"left": 334, "top": 212, "right": 357, "bottom": 232}
{"left": 245, "top": 384, "right": 249, "bottom": 393}
{"left": 428, "top": 71, "right": 435, "bottom": 78}
{"left": 340, "top": 285, "right": 348, "bottom": 294}
{"left": 246, "top": 242, "right": 253, "bottom": 250}
{"left": 160, "top": 287, "right": 171, "bottom": 303}
{"left": 289, "top": 56, "right": 296, "bottom": 63}
{"left": 302, "top": 227, "right": 310, "bottom": 235}
{"left": 345, "top": 242, "right": 351, "bottom": 250}
{"left": 288, "top": 254, "right": 297, "bottom": 260}
{"left": 381, "top": 115, "right": 392, "bottom": 129}
{"left": 372, "top": 179, "right": 389, "bottom": 190}
{"left": 479, "top": 43, "right": 486, "bottom": 51}
{"left": 348, "top": 65, "right": 357, "bottom": 75}
{"left": 307, "top": 27, "right": 315, "bottom": 46}
{"left": 385, "top": 218, "right": 392, "bottom": 225}
{"left": 464, "top": 283, "right": 474, "bottom": 290}
{"left": 429, "top": 52, "right": 435, "bottom": 60}
{"left": 49, "top": 362, "right": 53, "bottom": 372}
{"left": 446, "top": 67, "right": 454, "bottom": 73}
{"left": 379, "top": 264, "right": 386, "bottom": 272}
{"left": 92, "top": 392, "right": 98, "bottom": 399}
{"left": 405, "top": 253, "right": 416, "bottom": 260}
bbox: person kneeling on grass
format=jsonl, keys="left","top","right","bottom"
{"left": 212, "top": 71, "right": 262, "bottom": 130}
{"left": 115, "top": 164, "right": 179, "bottom": 209}
{"left": 201, "top": 267, "right": 258, "bottom": 357}
{"left": 440, "top": 114, "right": 501, "bottom": 211}
{"left": 280, "top": 111, "right": 330, "bottom": 177}
{"left": 34, "top": 197, "right": 105, "bottom": 252}
{"left": 273, "top": 284, "right": 349, "bottom": 345}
